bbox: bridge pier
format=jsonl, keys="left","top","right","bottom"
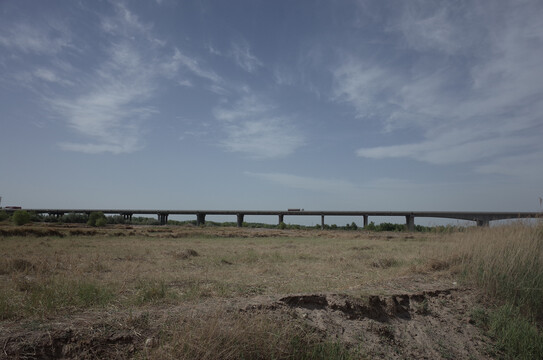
{"left": 363, "top": 215, "right": 368, "bottom": 228}
{"left": 321, "top": 215, "right": 325, "bottom": 230}
{"left": 406, "top": 214, "right": 415, "bottom": 232}
{"left": 122, "top": 213, "right": 133, "bottom": 222}
{"left": 476, "top": 219, "right": 490, "bottom": 227}
{"left": 158, "top": 213, "right": 168, "bottom": 225}
{"left": 278, "top": 214, "right": 284, "bottom": 225}
{"left": 237, "top": 214, "right": 244, "bottom": 227}
{"left": 196, "top": 213, "right": 206, "bottom": 226}
{"left": 49, "top": 212, "right": 64, "bottom": 219}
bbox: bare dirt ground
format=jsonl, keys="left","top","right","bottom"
{"left": 0, "top": 224, "right": 497, "bottom": 359}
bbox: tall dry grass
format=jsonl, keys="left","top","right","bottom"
{"left": 441, "top": 221, "right": 543, "bottom": 318}
{"left": 435, "top": 221, "right": 543, "bottom": 359}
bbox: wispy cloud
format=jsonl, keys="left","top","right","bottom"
{"left": 246, "top": 171, "right": 361, "bottom": 194}
{"left": 222, "top": 117, "right": 304, "bottom": 159}
{"left": 333, "top": 1, "right": 543, "bottom": 176}
{"left": 214, "top": 94, "right": 305, "bottom": 158}
{"left": 36, "top": 4, "right": 219, "bottom": 154}
{"left": 48, "top": 5, "right": 161, "bottom": 154}
{"left": 169, "top": 48, "right": 223, "bottom": 84}
{"left": 230, "top": 40, "right": 263, "bottom": 73}
{"left": 33, "top": 68, "right": 73, "bottom": 86}
{"left": 213, "top": 94, "right": 271, "bottom": 121}
{"left": 0, "top": 22, "right": 71, "bottom": 55}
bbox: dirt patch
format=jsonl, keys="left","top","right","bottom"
{"left": 249, "top": 288, "right": 493, "bottom": 359}
{"left": 1, "top": 286, "right": 494, "bottom": 359}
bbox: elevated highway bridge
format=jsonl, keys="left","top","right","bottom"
{"left": 6, "top": 209, "right": 541, "bottom": 230}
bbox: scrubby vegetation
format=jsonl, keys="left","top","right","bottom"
{"left": 439, "top": 222, "right": 543, "bottom": 359}
{"left": 12, "top": 210, "right": 30, "bottom": 226}
{"left": 87, "top": 211, "right": 107, "bottom": 227}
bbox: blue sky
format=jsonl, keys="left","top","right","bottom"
{"left": 1, "top": 0, "right": 542, "bottom": 223}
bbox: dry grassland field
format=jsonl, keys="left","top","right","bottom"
{"left": 0, "top": 222, "right": 542, "bottom": 359}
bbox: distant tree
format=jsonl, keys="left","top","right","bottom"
{"left": 0, "top": 210, "right": 8, "bottom": 222}
{"left": 12, "top": 210, "right": 31, "bottom": 226}
{"left": 95, "top": 217, "right": 107, "bottom": 227}
{"left": 87, "top": 212, "right": 106, "bottom": 227}
{"left": 365, "top": 221, "right": 377, "bottom": 231}
{"left": 350, "top": 221, "right": 358, "bottom": 230}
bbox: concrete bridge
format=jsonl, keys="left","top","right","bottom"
{"left": 6, "top": 209, "right": 541, "bottom": 230}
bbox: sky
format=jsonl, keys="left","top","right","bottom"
{"left": 1, "top": 0, "right": 542, "bottom": 225}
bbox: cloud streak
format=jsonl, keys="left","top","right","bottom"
{"left": 230, "top": 41, "right": 263, "bottom": 73}
{"left": 333, "top": 1, "right": 543, "bottom": 176}
{"left": 0, "top": 22, "right": 71, "bottom": 55}
{"left": 37, "top": 4, "right": 221, "bottom": 154}
{"left": 214, "top": 94, "right": 305, "bottom": 159}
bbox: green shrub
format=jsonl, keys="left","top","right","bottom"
{"left": 61, "top": 212, "right": 88, "bottom": 223}
{"left": 0, "top": 210, "right": 8, "bottom": 222}
{"left": 365, "top": 221, "right": 377, "bottom": 231}
{"left": 12, "top": 210, "right": 31, "bottom": 226}
{"left": 95, "top": 217, "right": 107, "bottom": 227}
{"left": 87, "top": 212, "right": 106, "bottom": 227}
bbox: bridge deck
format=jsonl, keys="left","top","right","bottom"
{"left": 4, "top": 209, "right": 540, "bottom": 229}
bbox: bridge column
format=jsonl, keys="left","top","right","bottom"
{"left": 363, "top": 215, "right": 368, "bottom": 228}
{"left": 476, "top": 219, "right": 490, "bottom": 227}
{"left": 237, "top": 214, "right": 244, "bottom": 227}
{"left": 196, "top": 213, "right": 206, "bottom": 226}
{"left": 321, "top": 215, "right": 325, "bottom": 230}
{"left": 406, "top": 215, "right": 415, "bottom": 232}
{"left": 278, "top": 214, "right": 284, "bottom": 225}
{"left": 158, "top": 213, "right": 168, "bottom": 225}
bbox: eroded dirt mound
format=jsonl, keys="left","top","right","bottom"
{"left": 266, "top": 290, "right": 493, "bottom": 359}
{"left": 1, "top": 288, "right": 493, "bottom": 359}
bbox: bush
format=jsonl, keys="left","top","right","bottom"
{"left": 0, "top": 210, "right": 8, "bottom": 222}
{"left": 365, "top": 221, "right": 377, "bottom": 231}
{"left": 12, "top": 210, "right": 31, "bottom": 226}
{"left": 61, "top": 212, "right": 88, "bottom": 224}
{"left": 95, "top": 217, "right": 107, "bottom": 227}
{"left": 87, "top": 212, "right": 106, "bottom": 227}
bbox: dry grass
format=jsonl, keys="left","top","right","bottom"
{"left": 3, "top": 223, "right": 540, "bottom": 359}
{"left": 146, "top": 310, "right": 358, "bottom": 360}
{"left": 0, "top": 226, "right": 447, "bottom": 320}
{"left": 429, "top": 221, "right": 543, "bottom": 359}
{"left": 433, "top": 221, "right": 543, "bottom": 317}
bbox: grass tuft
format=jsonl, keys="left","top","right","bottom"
{"left": 371, "top": 257, "right": 398, "bottom": 269}
{"left": 147, "top": 312, "right": 359, "bottom": 360}
{"left": 136, "top": 281, "right": 172, "bottom": 304}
